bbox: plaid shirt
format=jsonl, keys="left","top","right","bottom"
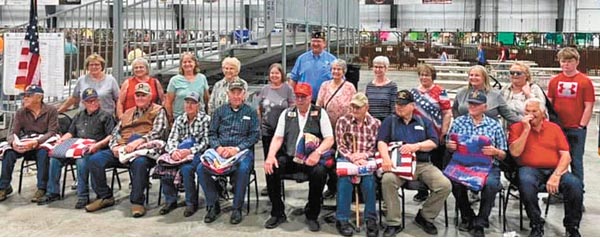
{"left": 335, "top": 113, "right": 381, "bottom": 160}
{"left": 448, "top": 114, "right": 508, "bottom": 152}
{"left": 109, "top": 105, "right": 169, "bottom": 148}
{"left": 209, "top": 103, "right": 259, "bottom": 151}
{"left": 165, "top": 111, "right": 211, "bottom": 155}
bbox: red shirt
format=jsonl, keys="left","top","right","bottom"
{"left": 547, "top": 72, "right": 595, "bottom": 128}
{"left": 122, "top": 77, "right": 161, "bottom": 112}
{"left": 508, "top": 121, "right": 569, "bottom": 168}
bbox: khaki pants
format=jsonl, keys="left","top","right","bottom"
{"left": 381, "top": 162, "right": 452, "bottom": 226}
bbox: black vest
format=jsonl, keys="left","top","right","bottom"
{"left": 281, "top": 105, "right": 323, "bottom": 157}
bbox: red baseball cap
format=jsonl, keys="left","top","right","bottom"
{"left": 294, "top": 83, "right": 313, "bottom": 97}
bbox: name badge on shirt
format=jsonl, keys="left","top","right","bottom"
{"left": 310, "top": 110, "right": 319, "bottom": 116}
{"left": 242, "top": 116, "right": 251, "bottom": 120}
{"left": 287, "top": 111, "right": 297, "bottom": 117}
{"left": 414, "top": 125, "right": 424, "bottom": 130}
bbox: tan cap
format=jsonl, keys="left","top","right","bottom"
{"left": 135, "top": 82, "right": 151, "bottom": 95}
{"left": 350, "top": 92, "right": 368, "bottom": 107}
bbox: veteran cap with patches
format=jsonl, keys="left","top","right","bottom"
{"left": 23, "top": 84, "right": 44, "bottom": 95}
{"left": 467, "top": 90, "right": 487, "bottom": 104}
{"left": 311, "top": 31, "right": 326, "bottom": 40}
{"left": 396, "top": 89, "right": 414, "bottom": 105}
{"left": 228, "top": 79, "right": 246, "bottom": 91}
{"left": 81, "top": 88, "right": 98, "bottom": 101}
{"left": 135, "top": 82, "right": 152, "bottom": 95}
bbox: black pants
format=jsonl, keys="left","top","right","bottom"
{"left": 266, "top": 155, "right": 327, "bottom": 220}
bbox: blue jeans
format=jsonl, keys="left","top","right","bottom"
{"left": 0, "top": 149, "right": 49, "bottom": 190}
{"left": 563, "top": 128, "right": 586, "bottom": 186}
{"left": 47, "top": 156, "right": 94, "bottom": 198}
{"left": 452, "top": 166, "right": 502, "bottom": 229}
{"left": 88, "top": 149, "right": 154, "bottom": 205}
{"left": 518, "top": 166, "right": 583, "bottom": 228}
{"left": 161, "top": 154, "right": 201, "bottom": 207}
{"left": 336, "top": 175, "right": 377, "bottom": 222}
{"left": 197, "top": 151, "right": 254, "bottom": 210}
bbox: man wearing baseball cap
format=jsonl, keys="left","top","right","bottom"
{"left": 197, "top": 78, "right": 259, "bottom": 225}
{"left": 159, "top": 91, "right": 210, "bottom": 217}
{"left": 38, "top": 88, "right": 116, "bottom": 209}
{"left": 334, "top": 92, "right": 382, "bottom": 236}
{"left": 263, "top": 83, "right": 334, "bottom": 231}
{"left": 378, "top": 89, "right": 451, "bottom": 236}
{"left": 447, "top": 90, "right": 507, "bottom": 237}
{"left": 87, "top": 82, "right": 168, "bottom": 218}
{"left": 0, "top": 85, "right": 58, "bottom": 203}
{"left": 289, "top": 30, "right": 337, "bottom": 101}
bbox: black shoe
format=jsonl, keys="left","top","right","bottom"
{"left": 74, "top": 198, "right": 89, "bottom": 209}
{"left": 230, "top": 209, "right": 243, "bottom": 224}
{"left": 306, "top": 219, "right": 320, "bottom": 232}
{"left": 382, "top": 225, "right": 403, "bottom": 237}
{"left": 566, "top": 227, "right": 581, "bottom": 237}
{"left": 265, "top": 215, "right": 287, "bottom": 229}
{"left": 336, "top": 221, "right": 354, "bottom": 237}
{"left": 469, "top": 226, "right": 485, "bottom": 237}
{"left": 366, "top": 219, "right": 379, "bottom": 237}
{"left": 159, "top": 203, "right": 178, "bottom": 215}
{"left": 529, "top": 224, "right": 544, "bottom": 237}
{"left": 37, "top": 194, "right": 61, "bottom": 205}
{"left": 458, "top": 219, "right": 472, "bottom": 232}
{"left": 323, "top": 189, "right": 336, "bottom": 199}
{"left": 183, "top": 205, "right": 197, "bottom": 217}
{"left": 413, "top": 190, "right": 429, "bottom": 202}
{"left": 414, "top": 210, "right": 438, "bottom": 235}
{"left": 204, "top": 203, "right": 221, "bottom": 223}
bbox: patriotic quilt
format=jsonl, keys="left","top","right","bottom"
{"left": 443, "top": 133, "right": 493, "bottom": 191}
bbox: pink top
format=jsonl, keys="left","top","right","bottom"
{"left": 316, "top": 80, "right": 357, "bottom": 129}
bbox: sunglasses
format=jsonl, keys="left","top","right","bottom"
{"left": 509, "top": 71, "right": 524, "bottom": 76}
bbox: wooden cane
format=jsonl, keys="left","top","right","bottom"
{"left": 352, "top": 134, "right": 360, "bottom": 231}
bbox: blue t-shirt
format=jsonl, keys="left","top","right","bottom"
{"left": 290, "top": 50, "right": 337, "bottom": 99}
{"left": 167, "top": 74, "right": 209, "bottom": 118}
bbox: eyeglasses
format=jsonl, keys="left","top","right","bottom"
{"left": 373, "top": 65, "right": 386, "bottom": 69}
{"left": 509, "top": 71, "right": 524, "bottom": 76}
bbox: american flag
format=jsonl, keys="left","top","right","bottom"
{"left": 15, "top": 0, "right": 41, "bottom": 91}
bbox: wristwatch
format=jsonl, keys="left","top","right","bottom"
{"left": 578, "top": 125, "right": 587, "bottom": 130}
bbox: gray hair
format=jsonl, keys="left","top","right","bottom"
{"left": 524, "top": 98, "right": 547, "bottom": 115}
{"left": 132, "top": 57, "right": 150, "bottom": 74}
{"left": 222, "top": 57, "right": 241, "bottom": 73}
{"left": 372, "top": 56, "right": 390, "bottom": 67}
{"left": 332, "top": 59, "right": 347, "bottom": 74}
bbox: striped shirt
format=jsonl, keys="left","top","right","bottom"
{"left": 209, "top": 103, "right": 260, "bottom": 151}
{"left": 165, "top": 111, "right": 211, "bottom": 155}
{"left": 365, "top": 81, "right": 397, "bottom": 122}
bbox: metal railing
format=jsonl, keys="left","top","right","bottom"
{"left": 0, "top": 0, "right": 360, "bottom": 126}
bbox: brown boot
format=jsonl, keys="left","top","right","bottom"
{"left": 85, "top": 197, "right": 115, "bottom": 212}
{"left": 131, "top": 204, "right": 146, "bottom": 218}
{"left": 30, "top": 189, "right": 46, "bottom": 203}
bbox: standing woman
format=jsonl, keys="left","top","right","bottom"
{"left": 366, "top": 56, "right": 398, "bottom": 122}
{"left": 208, "top": 57, "right": 248, "bottom": 115}
{"left": 500, "top": 62, "right": 546, "bottom": 119}
{"left": 257, "top": 63, "right": 295, "bottom": 195}
{"left": 316, "top": 59, "right": 357, "bottom": 129}
{"left": 409, "top": 64, "right": 452, "bottom": 202}
{"left": 116, "top": 57, "right": 165, "bottom": 119}
{"left": 316, "top": 59, "right": 356, "bottom": 199}
{"left": 452, "top": 65, "right": 521, "bottom": 125}
{"left": 58, "top": 53, "right": 120, "bottom": 115}
{"left": 164, "top": 52, "right": 210, "bottom": 121}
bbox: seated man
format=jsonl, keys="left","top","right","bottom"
{"left": 264, "top": 83, "right": 334, "bottom": 232}
{"left": 158, "top": 91, "right": 210, "bottom": 217}
{"left": 0, "top": 85, "right": 58, "bottom": 202}
{"left": 508, "top": 98, "right": 583, "bottom": 237}
{"left": 86, "top": 82, "right": 168, "bottom": 217}
{"left": 378, "top": 90, "right": 451, "bottom": 236}
{"left": 334, "top": 93, "right": 381, "bottom": 237}
{"left": 197, "top": 79, "right": 259, "bottom": 225}
{"left": 38, "top": 88, "right": 116, "bottom": 209}
{"left": 446, "top": 90, "right": 507, "bottom": 237}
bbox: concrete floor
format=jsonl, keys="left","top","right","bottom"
{"left": 0, "top": 70, "right": 599, "bottom": 237}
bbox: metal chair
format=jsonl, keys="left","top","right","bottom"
{"left": 502, "top": 171, "right": 551, "bottom": 231}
